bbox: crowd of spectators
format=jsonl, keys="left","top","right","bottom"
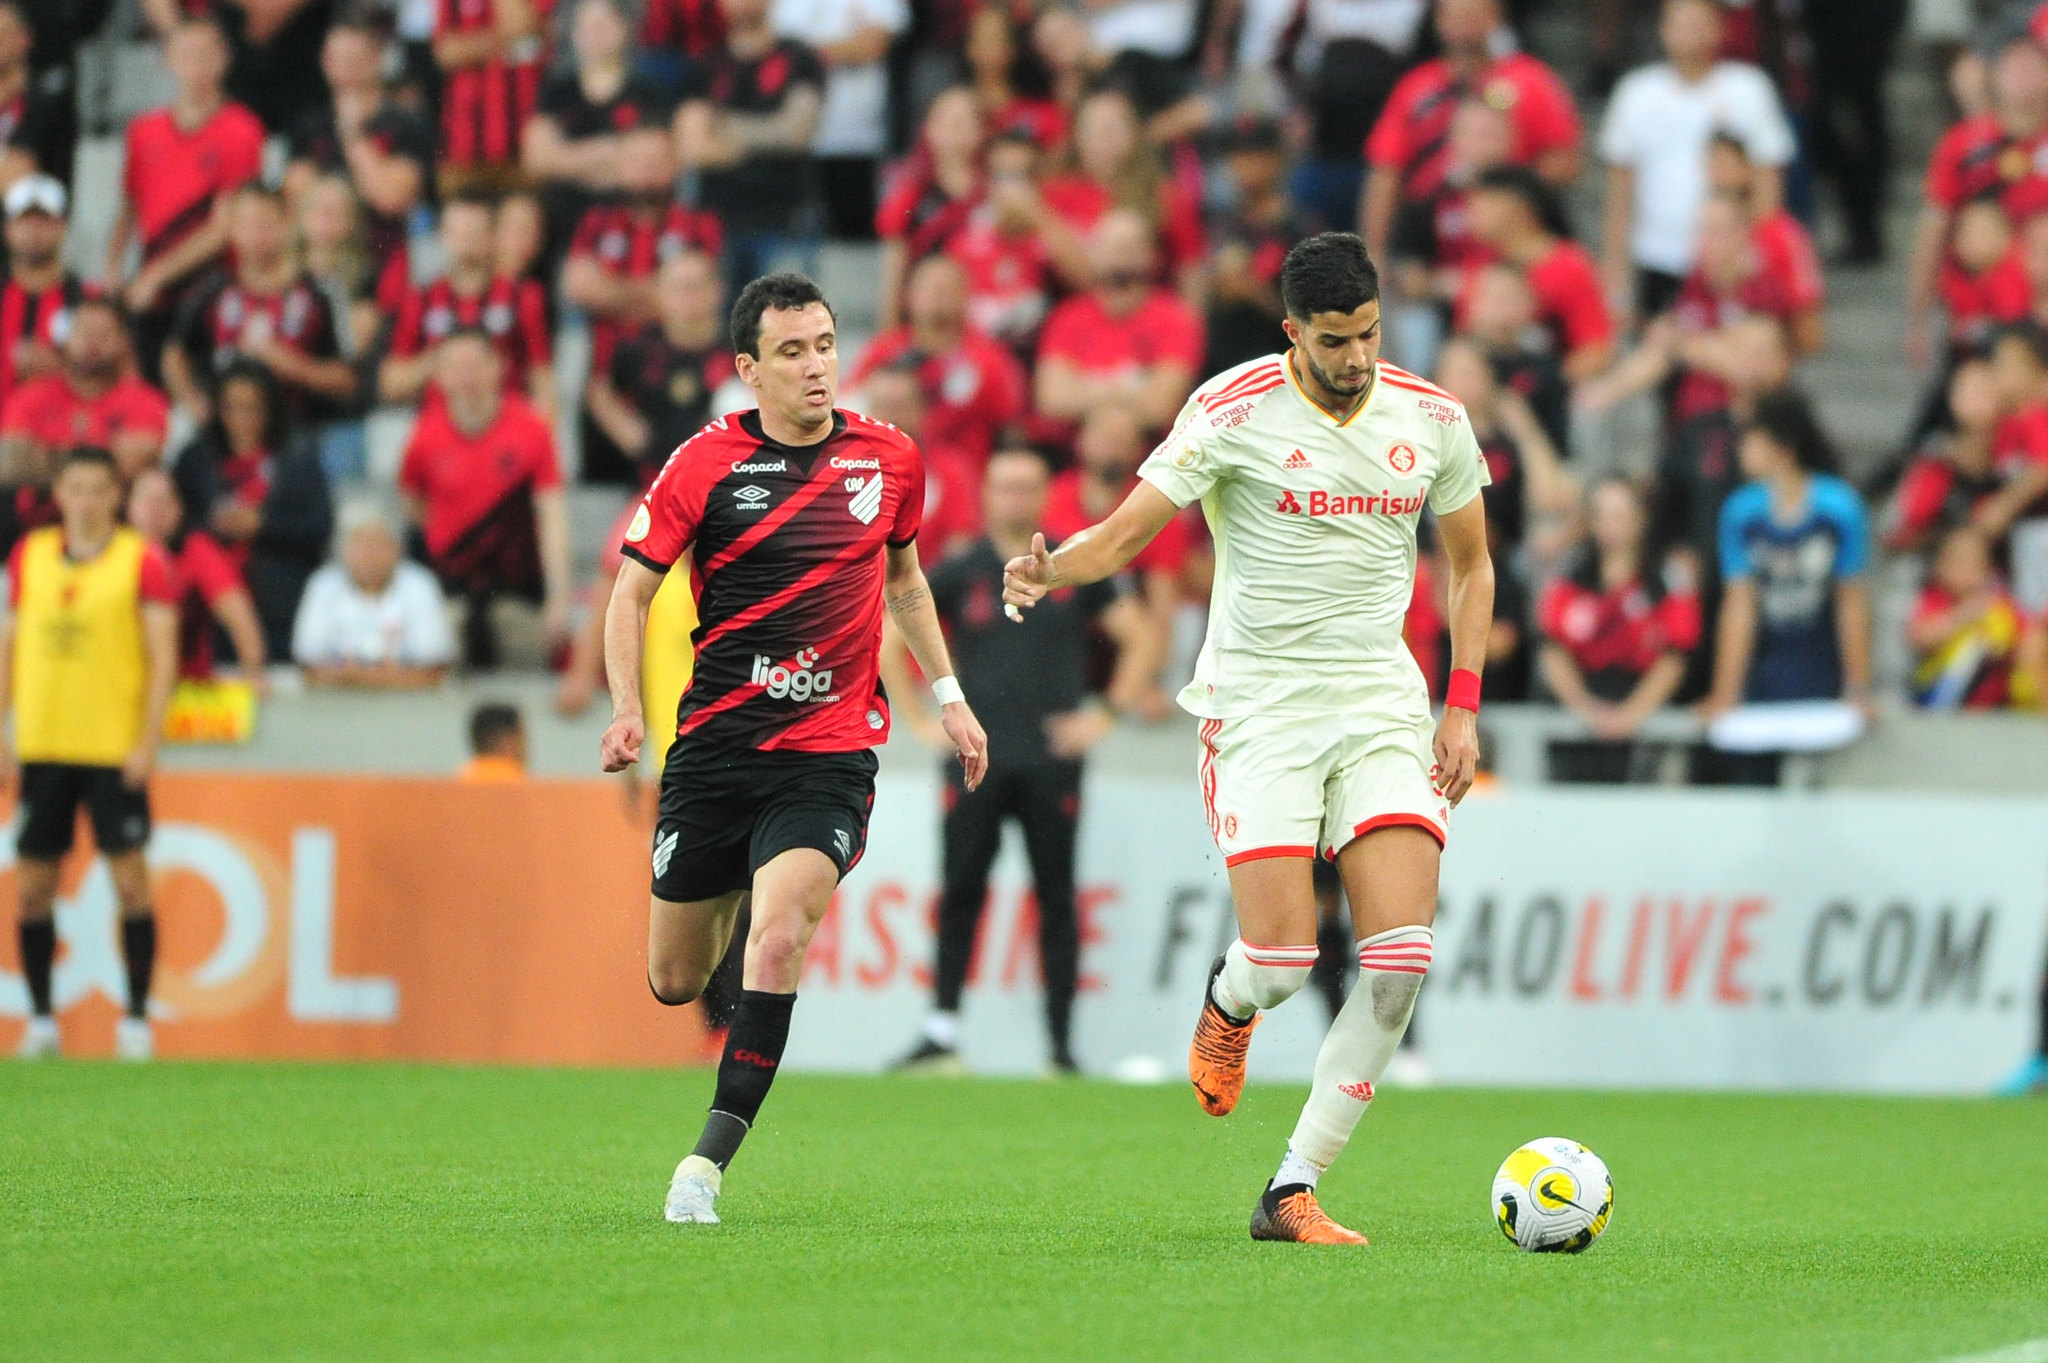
{"left": 1, "top": 0, "right": 2047, "bottom": 783}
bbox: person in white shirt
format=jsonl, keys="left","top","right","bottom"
{"left": 1597, "top": 0, "right": 1794, "bottom": 324}
{"left": 1003, "top": 232, "right": 1494, "bottom": 1246}
{"left": 771, "top": 0, "right": 909, "bottom": 239}
{"left": 292, "top": 502, "right": 456, "bottom": 687}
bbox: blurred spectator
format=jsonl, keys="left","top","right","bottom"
{"left": 1360, "top": 0, "right": 1579, "bottom": 266}
{"left": 1706, "top": 132, "right": 1828, "bottom": 337}
{"left": 1459, "top": 261, "right": 1569, "bottom": 451}
{"left": 587, "top": 249, "right": 735, "bottom": 482}
{"left": 876, "top": 86, "right": 984, "bottom": 329}
{"left": 0, "top": 296, "right": 168, "bottom": 551}
{"left": 495, "top": 187, "right": 549, "bottom": 286}
{"left": 771, "top": 0, "right": 906, "bottom": 240}
{"left": 284, "top": 13, "right": 435, "bottom": 283}
{"left": 1385, "top": 95, "right": 1512, "bottom": 319}
{"left": 522, "top": 0, "right": 678, "bottom": 264}
{"left": 458, "top": 701, "right": 527, "bottom": 779}
{"left": 0, "top": 0, "right": 75, "bottom": 191}
{"left": 1910, "top": 33, "right": 2048, "bottom": 369}
{"left": 433, "top": 0, "right": 546, "bottom": 193}
{"left": 1033, "top": 209, "right": 1203, "bottom": 442}
{"left": 1801, "top": 0, "right": 1908, "bottom": 266}
{"left": 384, "top": 193, "right": 555, "bottom": 415}
{"left": 0, "top": 175, "right": 80, "bottom": 410}
{"left": 639, "top": 0, "right": 725, "bottom": 79}
{"left": 165, "top": 185, "right": 358, "bottom": 426}
{"left": 1984, "top": 324, "right": 2048, "bottom": 552}
{"left": 397, "top": 329, "right": 570, "bottom": 669}
{"left": 126, "top": 465, "right": 267, "bottom": 684}
{"left": 963, "top": 5, "right": 1063, "bottom": 150}
{"left": 562, "top": 126, "right": 722, "bottom": 466}
{"left": 1597, "top": 0, "right": 1793, "bottom": 323}
{"left": 676, "top": 0, "right": 824, "bottom": 286}
{"left": 1701, "top": 389, "right": 1872, "bottom": 784}
{"left": 1459, "top": 167, "right": 1613, "bottom": 385}
{"left": 2017, "top": 603, "right": 2048, "bottom": 714}
{"left": 855, "top": 358, "right": 980, "bottom": 559}
{"left": 1939, "top": 197, "right": 2031, "bottom": 361}
{"left": 853, "top": 254, "right": 1027, "bottom": 470}
{"left": 1537, "top": 477, "right": 1701, "bottom": 782}
{"left": 293, "top": 499, "right": 455, "bottom": 685}
{"left": 1885, "top": 357, "right": 2006, "bottom": 554}
{"left": 1907, "top": 523, "right": 2021, "bottom": 709}
{"left": 1203, "top": 118, "right": 1301, "bottom": 377}
{"left": 107, "top": 16, "right": 265, "bottom": 387}
{"left": 883, "top": 448, "right": 1159, "bottom": 1075}
{"left": 1041, "top": 88, "right": 1202, "bottom": 296}
{"left": 170, "top": 359, "right": 334, "bottom": 662}
{"left": 944, "top": 128, "right": 1058, "bottom": 351}
{"left": 295, "top": 174, "right": 385, "bottom": 362}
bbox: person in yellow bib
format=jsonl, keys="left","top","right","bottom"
{"left": 1, "top": 447, "right": 179, "bottom": 1061}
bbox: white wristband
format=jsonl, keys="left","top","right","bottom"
{"left": 931, "top": 676, "right": 965, "bottom": 707}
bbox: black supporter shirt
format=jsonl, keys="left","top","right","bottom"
{"left": 622, "top": 408, "right": 925, "bottom": 753}
{"left": 534, "top": 70, "right": 677, "bottom": 139}
{"left": 608, "top": 330, "right": 734, "bottom": 473}
{"left": 686, "top": 40, "right": 823, "bottom": 232}
{"left": 285, "top": 102, "right": 437, "bottom": 267}
{"left": 927, "top": 537, "right": 1118, "bottom": 766}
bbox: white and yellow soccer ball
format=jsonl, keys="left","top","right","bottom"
{"left": 1492, "top": 1137, "right": 1613, "bottom": 1253}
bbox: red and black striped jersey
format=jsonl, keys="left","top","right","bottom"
{"left": 567, "top": 200, "right": 725, "bottom": 372}
{"left": 622, "top": 409, "right": 925, "bottom": 753}
{"left": 390, "top": 275, "right": 552, "bottom": 393}
{"left": 0, "top": 274, "right": 86, "bottom": 407}
{"left": 437, "top": 0, "right": 551, "bottom": 168}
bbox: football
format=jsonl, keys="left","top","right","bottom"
{"left": 1492, "top": 1137, "right": 1614, "bottom": 1253}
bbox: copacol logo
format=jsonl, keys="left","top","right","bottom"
{"left": 752, "top": 649, "right": 834, "bottom": 701}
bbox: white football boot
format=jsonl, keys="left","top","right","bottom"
{"left": 664, "top": 1155, "right": 722, "bottom": 1224}
{"left": 15, "top": 1016, "right": 59, "bottom": 1059}
{"left": 115, "top": 1018, "right": 154, "bottom": 1062}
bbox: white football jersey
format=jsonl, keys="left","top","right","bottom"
{"left": 1138, "top": 353, "right": 1489, "bottom": 722}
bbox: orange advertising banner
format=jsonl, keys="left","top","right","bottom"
{"left": 0, "top": 773, "right": 706, "bottom": 1064}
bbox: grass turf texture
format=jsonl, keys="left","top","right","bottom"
{"left": 3, "top": 1065, "right": 2045, "bottom": 1362}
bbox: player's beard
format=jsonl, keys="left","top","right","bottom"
{"left": 1301, "top": 349, "right": 1372, "bottom": 404}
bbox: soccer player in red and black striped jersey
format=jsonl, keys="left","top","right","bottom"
{"left": 599, "top": 273, "right": 988, "bottom": 1225}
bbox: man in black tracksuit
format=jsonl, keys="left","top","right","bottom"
{"left": 887, "top": 448, "right": 1159, "bottom": 1074}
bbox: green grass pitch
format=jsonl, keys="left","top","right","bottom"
{"left": 3, "top": 1063, "right": 2046, "bottom": 1362}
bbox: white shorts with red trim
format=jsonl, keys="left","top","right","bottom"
{"left": 1196, "top": 711, "right": 1448, "bottom": 867}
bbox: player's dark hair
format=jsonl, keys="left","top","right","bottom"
{"left": 58, "top": 445, "right": 118, "bottom": 478}
{"left": 1280, "top": 233, "right": 1380, "bottom": 321}
{"left": 1747, "top": 387, "right": 1840, "bottom": 476}
{"left": 1474, "top": 165, "right": 1574, "bottom": 240}
{"left": 1994, "top": 320, "right": 2048, "bottom": 370}
{"left": 730, "top": 272, "right": 835, "bottom": 359}
{"left": 469, "top": 703, "right": 524, "bottom": 756}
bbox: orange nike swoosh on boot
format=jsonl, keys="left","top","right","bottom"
{"left": 1188, "top": 1004, "right": 1257, "bottom": 1116}
{"left": 1251, "top": 1190, "right": 1369, "bottom": 1245}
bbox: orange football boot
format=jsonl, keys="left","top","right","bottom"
{"left": 1249, "top": 1187, "right": 1369, "bottom": 1245}
{"left": 1189, "top": 954, "right": 1258, "bottom": 1116}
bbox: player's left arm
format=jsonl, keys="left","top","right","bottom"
{"left": 127, "top": 600, "right": 179, "bottom": 789}
{"left": 884, "top": 541, "right": 988, "bottom": 790}
{"left": 1434, "top": 495, "right": 1494, "bottom": 807}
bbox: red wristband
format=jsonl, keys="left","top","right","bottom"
{"left": 1446, "top": 668, "right": 1482, "bottom": 714}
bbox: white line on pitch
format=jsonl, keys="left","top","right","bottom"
{"left": 1941, "top": 1340, "right": 2048, "bottom": 1363}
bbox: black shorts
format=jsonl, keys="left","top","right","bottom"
{"left": 653, "top": 739, "right": 879, "bottom": 902}
{"left": 15, "top": 763, "right": 151, "bottom": 860}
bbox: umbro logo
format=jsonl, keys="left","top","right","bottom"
{"left": 652, "top": 829, "right": 679, "bottom": 877}
{"left": 734, "top": 484, "right": 770, "bottom": 511}
{"left": 848, "top": 472, "right": 883, "bottom": 524}
{"left": 1283, "top": 449, "right": 1312, "bottom": 470}
{"left": 833, "top": 828, "right": 852, "bottom": 860}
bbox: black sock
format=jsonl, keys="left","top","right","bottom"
{"left": 18, "top": 919, "right": 55, "bottom": 1016}
{"left": 692, "top": 989, "right": 795, "bottom": 1170}
{"left": 120, "top": 914, "right": 156, "bottom": 1021}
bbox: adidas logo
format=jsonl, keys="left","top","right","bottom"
{"left": 1283, "top": 449, "right": 1313, "bottom": 470}
{"left": 1338, "top": 1080, "right": 1375, "bottom": 1103}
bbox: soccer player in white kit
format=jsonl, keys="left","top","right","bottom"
{"left": 1003, "top": 233, "right": 1494, "bottom": 1243}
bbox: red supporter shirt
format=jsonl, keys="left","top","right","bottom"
{"left": 399, "top": 395, "right": 561, "bottom": 580}
{"left": 1751, "top": 211, "right": 1826, "bottom": 314}
{"left": 1365, "top": 52, "right": 1581, "bottom": 201}
{"left": 122, "top": 104, "right": 265, "bottom": 266}
{"left": 1537, "top": 574, "right": 1702, "bottom": 693}
{"left": 1938, "top": 252, "right": 2032, "bottom": 350}
{"left": 1458, "top": 241, "right": 1610, "bottom": 361}
{"left": 917, "top": 448, "right": 982, "bottom": 559}
{"left": 1669, "top": 263, "right": 1802, "bottom": 420}
{"left": 437, "top": 0, "right": 551, "bottom": 167}
{"left": 1038, "top": 175, "right": 1205, "bottom": 280}
{"left": 1925, "top": 114, "right": 2048, "bottom": 222}
{"left": 1430, "top": 186, "right": 1494, "bottom": 272}
{"left": 619, "top": 409, "right": 925, "bottom": 752}
{"left": 945, "top": 207, "right": 1051, "bottom": 345}
{"left": 567, "top": 201, "right": 725, "bottom": 370}
{"left": 168, "top": 529, "right": 245, "bottom": 678}
{"left": 1042, "top": 469, "right": 1191, "bottom": 579}
{"left": 391, "top": 275, "right": 553, "bottom": 394}
{"left": 0, "top": 373, "right": 169, "bottom": 450}
{"left": 1993, "top": 404, "right": 2048, "bottom": 486}
{"left": 0, "top": 275, "right": 85, "bottom": 407}
{"left": 1034, "top": 289, "right": 1206, "bottom": 439}
{"left": 873, "top": 171, "right": 981, "bottom": 262}
{"left": 851, "top": 326, "right": 1027, "bottom": 468}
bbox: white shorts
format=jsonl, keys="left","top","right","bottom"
{"left": 1196, "top": 711, "right": 1448, "bottom": 867}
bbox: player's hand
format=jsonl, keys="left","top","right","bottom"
{"left": 940, "top": 701, "right": 989, "bottom": 791}
{"left": 600, "top": 713, "right": 644, "bottom": 773}
{"left": 1001, "top": 533, "right": 1057, "bottom": 617}
{"left": 121, "top": 742, "right": 158, "bottom": 791}
{"left": 1431, "top": 706, "right": 1479, "bottom": 807}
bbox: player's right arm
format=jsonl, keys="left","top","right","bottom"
{"left": 600, "top": 558, "right": 662, "bottom": 772}
{"left": 1001, "top": 480, "right": 1180, "bottom": 611}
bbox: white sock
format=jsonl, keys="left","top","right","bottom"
{"left": 1273, "top": 1145, "right": 1324, "bottom": 1191}
{"left": 1286, "top": 925, "right": 1433, "bottom": 1168}
{"left": 924, "top": 1010, "right": 959, "bottom": 1047}
{"left": 1211, "top": 938, "right": 1317, "bottom": 1020}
